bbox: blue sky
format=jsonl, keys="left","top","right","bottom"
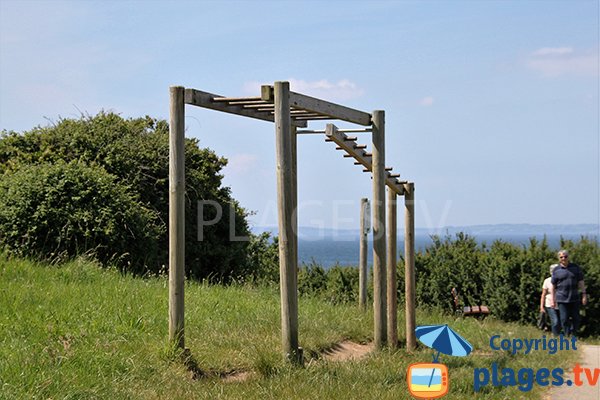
{"left": 1, "top": 0, "right": 598, "bottom": 231}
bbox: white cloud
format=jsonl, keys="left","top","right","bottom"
{"left": 243, "top": 78, "right": 364, "bottom": 101}
{"left": 224, "top": 153, "right": 259, "bottom": 176}
{"left": 532, "top": 47, "right": 574, "bottom": 56}
{"left": 419, "top": 96, "right": 434, "bottom": 107}
{"left": 526, "top": 47, "right": 598, "bottom": 77}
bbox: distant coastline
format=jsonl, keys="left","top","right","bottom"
{"left": 251, "top": 224, "right": 599, "bottom": 268}
{"left": 252, "top": 223, "right": 599, "bottom": 241}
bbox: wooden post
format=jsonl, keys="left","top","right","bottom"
{"left": 359, "top": 198, "right": 370, "bottom": 310}
{"left": 169, "top": 86, "right": 186, "bottom": 349}
{"left": 372, "top": 110, "right": 387, "bottom": 349}
{"left": 386, "top": 187, "right": 398, "bottom": 348}
{"left": 404, "top": 183, "right": 416, "bottom": 351}
{"left": 274, "top": 81, "right": 301, "bottom": 364}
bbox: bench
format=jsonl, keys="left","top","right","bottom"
{"left": 451, "top": 287, "right": 490, "bottom": 318}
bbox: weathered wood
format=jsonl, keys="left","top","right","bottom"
{"left": 169, "top": 86, "right": 186, "bottom": 349}
{"left": 274, "top": 82, "right": 301, "bottom": 364}
{"left": 293, "top": 115, "right": 335, "bottom": 120}
{"left": 242, "top": 103, "right": 276, "bottom": 109}
{"left": 372, "top": 110, "right": 387, "bottom": 349}
{"left": 386, "top": 188, "right": 398, "bottom": 348}
{"left": 185, "top": 88, "right": 307, "bottom": 128}
{"left": 359, "top": 198, "right": 370, "bottom": 310}
{"left": 325, "top": 124, "right": 404, "bottom": 196}
{"left": 211, "top": 96, "right": 263, "bottom": 102}
{"left": 262, "top": 85, "right": 371, "bottom": 126}
{"left": 404, "top": 183, "right": 416, "bottom": 351}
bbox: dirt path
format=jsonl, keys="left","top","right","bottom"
{"left": 321, "top": 340, "right": 374, "bottom": 362}
{"left": 548, "top": 344, "right": 600, "bottom": 400}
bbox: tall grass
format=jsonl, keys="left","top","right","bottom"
{"left": 0, "top": 254, "right": 579, "bottom": 399}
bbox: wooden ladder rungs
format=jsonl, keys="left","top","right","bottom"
{"left": 385, "top": 167, "right": 393, "bottom": 171}
{"left": 354, "top": 144, "right": 367, "bottom": 149}
{"left": 388, "top": 173, "right": 401, "bottom": 178}
{"left": 343, "top": 154, "right": 354, "bottom": 158}
{"left": 344, "top": 136, "right": 358, "bottom": 141}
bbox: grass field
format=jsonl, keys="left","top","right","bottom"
{"left": 0, "top": 254, "right": 581, "bottom": 399}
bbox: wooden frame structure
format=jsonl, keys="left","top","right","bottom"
{"left": 168, "top": 82, "right": 416, "bottom": 363}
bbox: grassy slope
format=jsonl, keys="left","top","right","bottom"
{"left": 0, "top": 255, "right": 579, "bottom": 399}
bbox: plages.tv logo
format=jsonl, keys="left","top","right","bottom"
{"left": 407, "top": 324, "right": 473, "bottom": 399}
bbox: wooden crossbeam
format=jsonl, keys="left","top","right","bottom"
{"left": 262, "top": 85, "right": 371, "bottom": 126}
{"left": 325, "top": 124, "right": 404, "bottom": 195}
{"left": 185, "top": 88, "right": 308, "bottom": 128}
{"left": 211, "top": 96, "right": 263, "bottom": 102}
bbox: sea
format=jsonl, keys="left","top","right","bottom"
{"left": 252, "top": 224, "right": 599, "bottom": 268}
{"left": 296, "top": 233, "right": 598, "bottom": 268}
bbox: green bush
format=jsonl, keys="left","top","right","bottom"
{"left": 0, "top": 112, "right": 254, "bottom": 280}
{"left": 325, "top": 265, "right": 360, "bottom": 304}
{"left": 298, "top": 262, "right": 359, "bottom": 305}
{"left": 411, "top": 234, "right": 599, "bottom": 336}
{"left": 244, "top": 233, "right": 279, "bottom": 285}
{"left": 414, "top": 233, "right": 485, "bottom": 312}
{"left": 0, "top": 161, "right": 161, "bottom": 272}
{"left": 298, "top": 260, "right": 328, "bottom": 295}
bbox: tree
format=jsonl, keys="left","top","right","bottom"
{"left": 0, "top": 112, "right": 253, "bottom": 280}
{"left": 0, "top": 161, "right": 161, "bottom": 272}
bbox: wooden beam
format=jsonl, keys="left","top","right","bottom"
{"left": 404, "top": 183, "right": 416, "bottom": 351}
{"left": 372, "top": 110, "right": 387, "bottom": 349}
{"left": 359, "top": 198, "right": 370, "bottom": 311}
{"left": 293, "top": 115, "right": 335, "bottom": 120}
{"left": 211, "top": 96, "right": 263, "bottom": 102}
{"left": 274, "top": 82, "right": 301, "bottom": 365}
{"left": 169, "top": 86, "right": 186, "bottom": 350}
{"left": 242, "top": 103, "right": 276, "bottom": 109}
{"left": 325, "top": 125, "right": 404, "bottom": 195}
{"left": 185, "top": 88, "right": 307, "bottom": 128}
{"left": 262, "top": 84, "right": 371, "bottom": 126}
{"left": 289, "top": 91, "right": 371, "bottom": 125}
{"left": 386, "top": 188, "right": 398, "bottom": 349}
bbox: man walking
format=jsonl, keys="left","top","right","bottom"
{"left": 551, "top": 250, "right": 587, "bottom": 336}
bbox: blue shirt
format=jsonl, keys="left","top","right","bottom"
{"left": 551, "top": 263, "right": 584, "bottom": 303}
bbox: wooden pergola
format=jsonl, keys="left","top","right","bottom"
{"left": 168, "top": 81, "right": 416, "bottom": 363}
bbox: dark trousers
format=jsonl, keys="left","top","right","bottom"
{"left": 544, "top": 306, "right": 561, "bottom": 336}
{"left": 557, "top": 302, "right": 580, "bottom": 336}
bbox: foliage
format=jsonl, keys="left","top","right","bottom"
{"left": 244, "top": 233, "right": 279, "bottom": 285}
{"left": 0, "top": 112, "right": 257, "bottom": 280}
{"left": 412, "top": 234, "right": 599, "bottom": 336}
{"left": 298, "top": 261, "right": 360, "bottom": 305}
{"left": 298, "top": 259, "right": 328, "bottom": 295}
{"left": 0, "top": 161, "right": 162, "bottom": 272}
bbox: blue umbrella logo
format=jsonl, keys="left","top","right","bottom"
{"left": 407, "top": 325, "right": 472, "bottom": 396}
{"left": 416, "top": 324, "right": 473, "bottom": 363}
